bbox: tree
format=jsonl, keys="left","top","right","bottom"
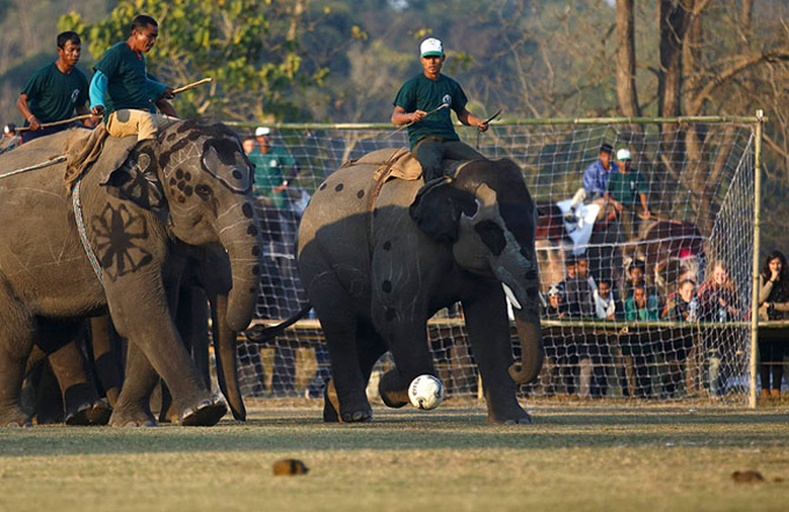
{"left": 59, "top": 0, "right": 328, "bottom": 121}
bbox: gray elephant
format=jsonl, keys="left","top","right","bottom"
{"left": 0, "top": 119, "right": 262, "bottom": 427}
{"left": 297, "top": 149, "right": 543, "bottom": 424}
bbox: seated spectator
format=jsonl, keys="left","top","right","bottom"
{"left": 593, "top": 279, "right": 617, "bottom": 320}
{"left": 662, "top": 278, "right": 698, "bottom": 322}
{"left": 625, "top": 283, "right": 661, "bottom": 321}
{"left": 544, "top": 285, "right": 568, "bottom": 319}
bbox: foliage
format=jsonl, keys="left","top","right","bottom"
{"left": 58, "top": 0, "right": 330, "bottom": 121}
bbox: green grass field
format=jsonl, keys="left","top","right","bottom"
{"left": 1, "top": 399, "right": 788, "bottom": 512}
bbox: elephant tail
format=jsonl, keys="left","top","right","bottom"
{"left": 243, "top": 304, "right": 313, "bottom": 343}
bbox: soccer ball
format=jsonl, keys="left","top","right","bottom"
{"left": 408, "top": 374, "right": 445, "bottom": 410}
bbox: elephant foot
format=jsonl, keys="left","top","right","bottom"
{"left": 487, "top": 404, "right": 533, "bottom": 425}
{"left": 0, "top": 406, "right": 32, "bottom": 427}
{"left": 322, "top": 380, "right": 340, "bottom": 423}
{"left": 180, "top": 396, "right": 227, "bottom": 427}
{"left": 110, "top": 407, "right": 157, "bottom": 427}
{"left": 322, "top": 379, "right": 372, "bottom": 423}
{"left": 378, "top": 370, "right": 409, "bottom": 409}
{"left": 65, "top": 400, "right": 112, "bottom": 426}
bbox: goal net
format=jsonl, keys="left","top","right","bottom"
{"left": 228, "top": 117, "right": 758, "bottom": 405}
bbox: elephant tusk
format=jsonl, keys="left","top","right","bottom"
{"left": 502, "top": 283, "right": 522, "bottom": 310}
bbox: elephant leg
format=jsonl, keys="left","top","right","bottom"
{"left": 323, "top": 322, "right": 386, "bottom": 423}
{"left": 110, "top": 343, "right": 158, "bottom": 427}
{"left": 0, "top": 297, "right": 36, "bottom": 426}
{"left": 463, "top": 286, "right": 531, "bottom": 424}
{"left": 107, "top": 292, "right": 226, "bottom": 427}
{"left": 89, "top": 315, "right": 124, "bottom": 407}
{"left": 46, "top": 338, "right": 111, "bottom": 426}
{"left": 377, "top": 320, "right": 436, "bottom": 410}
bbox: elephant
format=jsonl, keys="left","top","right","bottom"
{"left": 296, "top": 148, "right": 543, "bottom": 424}
{"left": 0, "top": 119, "right": 262, "bottom": 427}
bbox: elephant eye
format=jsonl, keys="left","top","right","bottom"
{"left": 195, "top": 184, "right": 212, "bottom": 200}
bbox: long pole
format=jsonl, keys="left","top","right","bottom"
{"left": 749, "top": 109, "right": 764, "bottom": 409}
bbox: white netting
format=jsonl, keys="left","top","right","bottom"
{"left": 231, "top": 119, "right": 757, "bottom": 404}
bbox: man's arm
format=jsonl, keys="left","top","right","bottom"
{"left": 391, "top": 105, "right": 427, "bottom": 126}
{"left": 89, "top": 71, "right": 108, "bottom": 116}
{"left": 16, "top": 94, "right": 40, "bottom": 130}
{"left": 457, "top": 108, "right": 488, "bottom": 132}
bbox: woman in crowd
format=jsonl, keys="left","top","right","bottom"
{"left": 697, "top": 259, "right": 740, "bottom": 396}
{"left": 758, "top": 250, "right": 789, "bottom": 398}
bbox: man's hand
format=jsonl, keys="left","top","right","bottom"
{"left": 27, "top": 116, "right": 41, "bottom": 131}
{"left": 410, "top": 110, "right": 427, "bottom": 124}
{"left": 91, "top": 105, "right": 105, "bottom": 117}
{"left": 162, "top": 87, "right": 175, "bottom": 99}
{"left": 476, "top": 119, "right": 489, "bottom": 132}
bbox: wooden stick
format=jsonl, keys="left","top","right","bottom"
{"left": 3, "top": 114, "right": 95, "bottom": 135}
{"left": 172, "top": 78, "right": 214, "bottom": 95}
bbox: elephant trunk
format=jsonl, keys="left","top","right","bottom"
{"left": 218, "top": 207, "right": 264, "bottom": 332}
{"left": 509, "top": 308, "right": 544, "bottom": 384}
{"left": 211, "top": 294, "right": 246, "bottom": 421}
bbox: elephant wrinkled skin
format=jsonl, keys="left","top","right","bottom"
{"left": 0, "top": 120, "right": 262, "bottom": 427}
{"left": 297, "top": 150, "right": 543, "bottom": 424}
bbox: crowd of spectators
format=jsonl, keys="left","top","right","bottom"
{"left": 536, "top": 251, "right": 774, "bottom": 400}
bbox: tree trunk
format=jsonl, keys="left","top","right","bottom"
{"left": 615, "top": 0, "right": 640, "bottom": 118}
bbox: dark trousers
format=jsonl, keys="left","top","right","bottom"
{"left": 413, "top": 137, "right": 486, "bottom": 181}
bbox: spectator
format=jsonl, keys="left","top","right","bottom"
{"left": 391, "top": 37, "right": 489, "bottom": 181}
{"left": 757, "top": 250, "right": 789, "bottom": 398}
{"left": 662, "top": 278, "right": 698, "bottom": 322}
{"left": 660, "top": 278, "right": 698, "bottom": 398}
{"left": 605, "top": 148, "right": 650, "bottom": 241}
{"left": 16, "top": 31, "right": 92, "bottom": 143}
{"left": 565, "top": 254, "right": 596, "bottom": 318}
{"left": 593, "top": 279, "right": 617, "bottom": 320}
{"left": 89, "top": 15, "right": 175, "bottom": 141}
{"left": 625, "top": 283, "right": 661, "bottom": 321}
{"left": 544, "top": 285, "right": 568, "bottom": 319}
{"left": 621, "top": 258, "right": 659, "bottom": 311}
{"left": 697, "top": 259, "right": 740, "bottom": 397}
{"left": 565, "top": 143, "right": 619, "bottom": 222}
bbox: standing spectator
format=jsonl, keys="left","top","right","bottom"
{"left": 540, "top": 285, "right": 568, "bottom": 396}
{"left": 565, "top": 143, "right": 619, "bottom": 222}
{"left": 89, "top": 14, "right": 175, "bottom": 141}
{"left": 622, "top": 258, "right": 659, "bottom": 311}
{"left": 758, "top": 250, "right": 789, "bottom": 398}
{"left": 660, "top": 278, "right": 698, "bottom": 398}
{"left": 605, "top": 148, "right": 650, "bottom": 241}
{"left": 391, "top": 37, "right": 489, "bottom": 181}
{"left": 565, "top": 254, "right": 596, "bottom": 318}
{"left": 16, "top": 31, "right": 92, "bottom": 144}
{"left": 697, "top": 259, "right": 740, "bottom": 397}
{"left": 622, "top": 283, "right": 659, "bottom": 397}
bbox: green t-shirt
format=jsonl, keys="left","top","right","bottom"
{"left": 393, "top": 73, "right": 468, "bottom": 150}
{"left": 21, "top": 62, "right": 88, "bottom": 123}
{"left": 249, "top": 146, "right": 295, "bottom": 209}
{"left": 93, "top": 42, "right": 150, "bottom": 115}
{"left": 606, "top": 169, "right": 648, "bottom": 206}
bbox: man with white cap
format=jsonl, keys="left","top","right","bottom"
{"left": 249, "top": 126, "right": 298, "bottom": 210}
{"left": 605, "top": 148, "right": 650, "bottom": 241}
{"left": 391, "top": 37, "right": 489, "bottom": 181}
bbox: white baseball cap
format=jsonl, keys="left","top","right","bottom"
{"left": 616, "top": 148, "right": 631, "bottom": 161}
{"left": 420, "top": 37, "right": 443, "bottom": 58}
{"left": 255, "top": 127, "right": 271, "bottom": 137}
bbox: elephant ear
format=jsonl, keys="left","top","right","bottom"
{"left": 100, "top": 140, "right": 168, "bottom": 223}
{"left": 409, "top": 176, "right": 478, "bottom": 244}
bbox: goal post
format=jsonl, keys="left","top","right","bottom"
{"left": 226, "top": 114, "right": 764, "bottom": 407}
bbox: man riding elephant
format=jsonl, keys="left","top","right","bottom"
{"left": 390, "top": 37, "right": 490, "bottom": 180}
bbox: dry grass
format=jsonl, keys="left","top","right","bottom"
{"left": 1, "top": 399, "right": 788, "bottom": 512}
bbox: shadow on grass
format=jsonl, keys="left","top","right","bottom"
{"left": 1, "top": 408, "right": 787, "bottom": 457}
